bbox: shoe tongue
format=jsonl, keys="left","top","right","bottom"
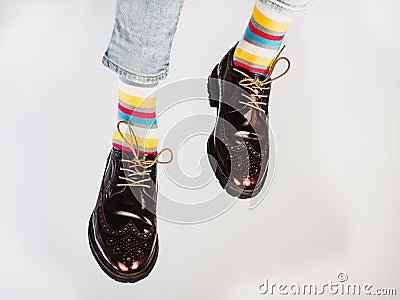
{"left": 120, "top": 149, "right": 157, "bottom": 160}
{"left": 235, "top": 64, "right": 269, "bottom": 80}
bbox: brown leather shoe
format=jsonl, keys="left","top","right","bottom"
{"left": 88, "top": 122, "right": 172, "bottom": 283}
{"left": 207, "top": 45, "right": 289, "bottom": 199}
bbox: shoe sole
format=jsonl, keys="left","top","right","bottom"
{"left": 88, "top": 216, "right": 159, "bottom": 283}
{"left": 207, "top": 64, "right": 266, "bottom": 199}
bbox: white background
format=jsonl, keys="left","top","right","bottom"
{"left": 1, "top": 0, "right": 399, "bottom": 299}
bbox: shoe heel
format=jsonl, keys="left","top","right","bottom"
{"left": 207, "top": 64, "right": 220, "bottom": 108}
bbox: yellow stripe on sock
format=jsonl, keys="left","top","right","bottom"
{"left": 113, "top": 130, "right": 159, "bottom": 149}
{"left": 253, "top": 5, "right": 291, "bottom": 33}
{"left": 234, "top": 47, "right": 274, "bottom": 67}
{"left": 118, "top": 90, "right": 156, "bottom": 109}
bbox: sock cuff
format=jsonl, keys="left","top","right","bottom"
{"left": 119, "top": 76, "right": 158, "bottom": 88}
{"left": 258, "top": 0, "right": 308, "bottom": 17}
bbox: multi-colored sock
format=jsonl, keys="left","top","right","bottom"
{"left": 113, "top": 78, "right": 159, "bottom": 154}
{"left": 233, "top": 0, "right": 294, "bottom": 76}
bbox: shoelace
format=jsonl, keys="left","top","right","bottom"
{"left": 115, "top": 121, "right": 173, "bottom": 189}
{"left": 233, "top": 46, "right": 291, "bottom": 113}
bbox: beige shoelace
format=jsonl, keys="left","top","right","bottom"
{"left": 233, "top": 46, "right": 291, "bottom": 113}
{"left": 115, "top": 121, "right": 173, "bottom": 189}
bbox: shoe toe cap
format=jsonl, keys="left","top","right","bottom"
{"left": 112, "top": 241, "right": 156, "bottom": 274}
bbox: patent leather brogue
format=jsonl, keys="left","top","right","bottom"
{"left": 207, "top": 45, "right": 289, "bottom": 198}
{"left": 88, "top": 122, "right": 172, "bottom": 283}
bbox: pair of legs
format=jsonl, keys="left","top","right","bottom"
{"left": 104, "top": 0, "right": 309, "bottom": 83}
{"left": 89, "top": 0, "right": 310, "bottom": 283}
{"left": 106, "top": 0, "right": 309, "bottom": 154}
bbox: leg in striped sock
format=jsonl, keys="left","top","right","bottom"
{"left": 233, "top": 0, "right": 294, "bottom": 76}
{"left": 113, "top": 78, "right": 159, "bottom": 155}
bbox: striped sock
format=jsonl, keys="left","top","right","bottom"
{"left": 112, "top": 78, "right": 159, "bottom": 155}
{"left": 233, "top": 0, "right": 294, "bottom": 76}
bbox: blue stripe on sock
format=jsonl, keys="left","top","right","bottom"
{"left": 245, "top": 27, "right": 283, "bottom": 47}
{"left": 118, "top": 110, "right": 157, "bottom": 125}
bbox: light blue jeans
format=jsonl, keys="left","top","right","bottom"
{"left": 102, "top": 0, "right": 310, "bottom": 84}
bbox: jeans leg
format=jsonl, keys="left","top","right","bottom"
{"left": 102, "top": 0, "right": 185, "bottom": 84}
{"left": 259, "top": 0, "right": 310, "bottom": 17}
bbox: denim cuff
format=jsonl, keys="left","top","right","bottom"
{"left": 259, "top": 0, "right": 309, "bottom": 17}
{"left": 102, "top": 55, "right": 168, "bottom": 85}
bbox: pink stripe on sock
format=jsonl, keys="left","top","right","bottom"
{"left": 118, "top": 103, "right": 156, "bottom": 118}
{"left": 233, "top": 60, "right": 270, "bottom": 75}
{"left": 113, "top": 142, "right": 157, "bottom": 155}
